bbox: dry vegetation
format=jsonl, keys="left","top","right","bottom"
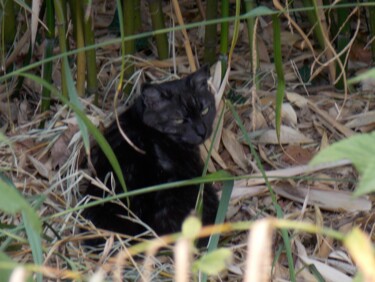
{"left": 0, "top": 0, "right": 374, "bottom": 281}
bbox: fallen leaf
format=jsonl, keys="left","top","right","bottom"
{"left": 257, "top": 125, "right": 313, "bottom": 144}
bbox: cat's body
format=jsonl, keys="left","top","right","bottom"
{"left": 82, "top": 66, "right": 219, "bottom": 243}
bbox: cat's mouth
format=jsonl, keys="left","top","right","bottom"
{"left": 179, "top": 134, "right": 207, "bottom": 145}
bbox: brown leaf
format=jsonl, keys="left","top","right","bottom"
{"left": 281, "top": 145, "right": 314, "bottom": 165}
{"left": 51, "top": 125, "right": 79, "bottom": 168}
{"left": 222, "top": 128, "right": 248, "bottom": 171}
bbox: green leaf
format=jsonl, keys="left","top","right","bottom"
{"left": 193, "top": 248, "right": 232, "bottom": 275}
{"left": 182, "top": 216, "right": 202, "bottom": 240}
{"left": 348, "top": 68, "right": 375, "bottom": 84}
{"left": 62, "top": 57, "right": 90, "bottom": 154}
{"left": 0, "top": 252, "right": 14, "bottom": 281}
{"left": 310, "top": 132, "right": 375, "bottom": 175}
{"left": 0, "top": 173, "right": 42, "bottom": 234}
{"left": 354, "top": 161, "right": 375, "bottom": 196}
{"left": 23, "top": 211, "right": 43, "bottom": 282}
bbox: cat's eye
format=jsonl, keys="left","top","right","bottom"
{"left": 174, "top": 118, "right": 184, "bottom": 124}
{"left": 201, "top": 107, "right": 209, "bottom": 116}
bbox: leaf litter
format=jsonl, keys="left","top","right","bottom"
{"left": 0, "top": 0, "right": 374, "bottom": 281}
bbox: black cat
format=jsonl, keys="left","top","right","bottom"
{"left": 82, "top": 66, "right": 219, "bottom": 245}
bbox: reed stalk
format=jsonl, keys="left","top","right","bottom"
{"left": 53, "top": 0, "right": 68, "bottom": 97}
{"left": 272, "top": 14, "right": 296, "bottom": 282}
{"left": 219, "top": 0, "right": 229, "bottom": 74}
{"left": 82, "top": 0, "right": 98, "bottom": 102}
{"left": 368, "top": 0, "right": 375, "bottom": 61}
{"left": 40, "top": 0, "right": 55, "bottom": 121}
{"left": 68, "top": 0, "right": 86, "bottom": 96}
{"left": 301, "top": 0, "right": 325, "bottom": 51}
{"left": 122, "top": 0, "right": 136, "bottom": 94}
{"left": 148, "top": 0, "right": 169, "bottom": 59}
{"left": 204, "top": 0, "right": 218, "bottom": 64}
{"left": 1, "top": 0, "right": 16, "bottom": 47}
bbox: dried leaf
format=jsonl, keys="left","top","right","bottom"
{"left": 274, "top": 185, "right": 371, "bottom": 212}
{"left": 28, "top": 155, "right": 50, "bottom": 180}
{"left": 281, "top": 145, "right": 314, "bottom": 165}
{"left": 222, "top": 128, "right": 248, "bottom": 171}
{"left": 258, "top": 125, "right": 313, "bottom": 144}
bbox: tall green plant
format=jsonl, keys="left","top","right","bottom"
{"left": 204, "top": 0, "right": 218, "bottom": 64}
{"left": 41, "top": 0, "right": 55, "bottom": 121}
{"left": 220, "top": 0, "right": 229, "bottom": 74}
{"left": 368, "top": 0, "right": 375, "bottom": 62}
{"left": 1, "top": 0, "right": 16, "bottom": 46}
{"left": 122, "top": 0, "right": 137, "bottom": 94}
{"left": 82, "top": 0, "right": 98, "bottom": 102}
{"left": 148, "top": 0, "right": 169, "bottom": 59}
{"left": 53, "top": 0, "right": 68, "bottom": 97}
{"left": 68, "top": 0, "right": 86, "bottom": 96}
{"left": 335, "top": 0, "right": 350, "bottom": 90}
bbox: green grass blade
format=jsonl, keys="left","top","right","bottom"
{"left": 23, "top": 212, "right": 42, "bottom": 282}
{"left": 228, "top": 101, "right": 296, "bottom": 281}
{"left": 272, "top": 14, "right": 285, "bottom": 140}
{"left": 208, "top": 179, "right": 233, "bottom": 252}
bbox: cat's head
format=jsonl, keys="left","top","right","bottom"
{"left": 139, "top": 66, "right": 216, "bottom": 145}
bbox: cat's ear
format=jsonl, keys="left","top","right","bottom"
{"left": 187, "top": 65, "right": 210, "bottom": 93}
{"left": 141, "top": 84, "right": 168, "bottom": 110}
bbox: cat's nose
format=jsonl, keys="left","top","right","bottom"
{"left": 196, "top": 123, "right": 206, "bottom": 138}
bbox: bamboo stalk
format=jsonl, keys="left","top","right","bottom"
{"left": 244, "top": 0, "right": 260, "bottom": 87}
{"left": 53, "top": 0, "right": 68, "bottom": 97}
{"left": 203, "top": 0, "right": 218, "bottom": 64}
{"left": 2, "top": 0, "right": 16, "bottom": 46}
{"left": 368, "top": 0, "right": 375, "bottom": 62}
{"left": 148, "top": 0, "right": 169, "bottom": 59}
{"left": 69, "top": 0, "right": 86, "bottom": 96}
{"left": 41, "top": 0, "right": 55, "bottom": 121}
{"left": 82, "top": 0, "right": 98, "bottom": 102}
{"left": 123, "top": 0, "right": 136, "bottom": 94}
{"left": 220, "top": 0, "right": 229, "bottom": 75}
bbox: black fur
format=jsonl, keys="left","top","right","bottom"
{"left": 82, "top": 66, "right": 219, "bottom": 245}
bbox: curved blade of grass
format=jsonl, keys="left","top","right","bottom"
{"left": 228, "top": 101, "right": 296, "bottom": 282}
{"left": 0, "top": 252, "right": 14, "bottom": 282}
{"left": 50, "top": 170, "right": 233, "bottom": 220}
{"left": 23, "top": 212, "right": 42, "bottom": 282}
{"left": 0, "top": 173, "right": 42, "bottom": 282}
{"left": 272, "top": 14, "right": 285, "bottom": 140}
{"left": 208, "top": 179, "right": 233, "bottom": 252}
{"left": 18, "top": 73, "right": 127, "bottom": 194}
{"left": 61, "top": 57, "right": 90, "bottom": 152}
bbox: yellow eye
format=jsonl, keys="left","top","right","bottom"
{"left": 201, "top": 107, "right": 209, "bottom": 116}
{"left": 174, "top": 118, "right": 184, "bottom": 124}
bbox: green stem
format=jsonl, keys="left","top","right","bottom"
{"left": 220, "top": 0, "right": 229, "bottom": 75}
{"left": 301, "top": 0, "right": 326, "bottom": 51}
{"left": 68, "top": 0, "right": 86, "bottom": 96}
{"left": 204, "top": 0, "right": 218, "bottom": 64}
{"left": 40, "top": 0, "right": 55, "bottom": 124}
{"left": 272, "top": 14, "right": 296, "bottom": 282}
{"left": 123, "top": 0, "right": 136, "bottom": 94}
{"left": 82, "top": 0, "right": 98, "bottom": 102}
{"left": 53, "top": 0, "right": 68, "bottom": 97}
{"left": 148, "top": 0, "right": 169, "bottom": 59}
{"left": 369, "top": 0, "right": 375, "bottom": 62}
{"left": 2, "top": 0, "right": 16, "bottom": 46}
